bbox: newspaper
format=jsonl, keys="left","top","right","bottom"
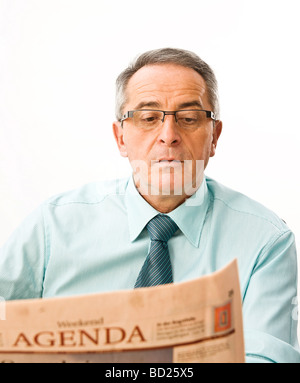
{"left": 0, "top": 259, "right": 245, "bottom": 363}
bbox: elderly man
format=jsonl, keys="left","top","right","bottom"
{"left": 0, "top": 48, "right": 299, "bottom": 362}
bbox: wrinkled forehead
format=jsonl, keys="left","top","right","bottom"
{"left": 125, "top": 63, "right": 209, "bottom": 109}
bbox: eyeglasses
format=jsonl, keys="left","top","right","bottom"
{"left": 120, "top": 109, "right": 215, "bottom": 130}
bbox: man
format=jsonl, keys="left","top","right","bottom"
{"left": 0, "top": 48, "right": 299, "bottom": 362}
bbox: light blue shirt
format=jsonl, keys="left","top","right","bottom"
{"left": 0, "top": 175, "right": 299, "bottom": 363}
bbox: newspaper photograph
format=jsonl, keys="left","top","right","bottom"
{"left": 0, "top": 259, "right": 245, "bottom": 363}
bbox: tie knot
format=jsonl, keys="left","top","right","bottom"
{"left": 146, "top": 214, "right": 178, "bottom": 242}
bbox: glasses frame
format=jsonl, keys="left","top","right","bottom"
{"left": 119, "top": 109, "right": 216, "bottom": 128}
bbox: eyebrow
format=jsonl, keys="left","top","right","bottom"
{"left": 177, "top": 101, "right": 204, "bottom": 109}
{"left": 133, "top": 100, "right": 204, "bottom": 110}
{"left": 134, "top": 101, "right": 161, "bottom": 110}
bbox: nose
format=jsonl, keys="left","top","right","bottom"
{"left": 157, "top": 114, "right": 182, "bottom": 147}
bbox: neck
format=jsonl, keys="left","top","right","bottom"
{"left": 138, "top": 192, "right": 189, "bottom": 213}
{"left": 132, "top": 170, "right": 204, "bottom": 212}
{"left": 134, "top": 178, "right": 204, "bottom": 213}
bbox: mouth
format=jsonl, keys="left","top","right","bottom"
{"left": 153, "top": 158, "right": 183, "bottom": 168}
{"left": 157, "top": 158, "right": 182, "bottom": 163}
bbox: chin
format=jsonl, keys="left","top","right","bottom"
{"left": 148, "top": 176, "right": 184, "bottom": 197}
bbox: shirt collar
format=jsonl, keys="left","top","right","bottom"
{"left": 125, "top": 175, "right": 210, "bottom": 248}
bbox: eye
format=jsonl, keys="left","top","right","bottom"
{"left": 134, "top": 111, "right": 163, "bottom": 128}
{"left": 140, "top": 112, "right": 161, "bottom": 121}
{"left": 143, "top": 115, "right": 159, "bottom": 122}
{"left": 176, "top": 111, "right": 205, "bottom": 128}
{"left": 183, "top": 117, "right": 197, "bottom": 123}
{"left": 177, "top": 113, "right": 198, "bottom": 124}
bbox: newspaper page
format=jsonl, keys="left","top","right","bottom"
{"left": 0, "top": 259, "right": 245, "bottom": 363}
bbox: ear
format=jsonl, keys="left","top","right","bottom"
{"left": 113, "top": 121, "right": 128, "bottom": 157}
{"left": 210, "top": 120, "right": 222, "bottom": 158}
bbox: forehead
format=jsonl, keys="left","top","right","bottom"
{"left": 125, "top": 63, "right": 209, "bottom": 108}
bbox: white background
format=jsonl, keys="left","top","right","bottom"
{"left": 0, "top": 0, "right": 299, "bottom": 257}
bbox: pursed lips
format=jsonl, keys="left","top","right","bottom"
{"left": 156, "top": 158, "right": 183, "bottom": 163}
{"left": 152, "top": 158, "right": 183, "bottom": 168}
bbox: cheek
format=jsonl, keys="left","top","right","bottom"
{"left": 185, "top": 130, "right": 213, "bottom": 160}
{"left": 123, "top": 132, "right": 138, "bottom": 158}
{"left": 124, "top": 131, "right": 154, "bottom": 161}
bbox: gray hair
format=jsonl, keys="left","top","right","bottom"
{"left": 115, "top": 47, "right": 220, "bottom": 121}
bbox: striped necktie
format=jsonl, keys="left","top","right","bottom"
{"left": 134, "top": 214, "right": 178, "bottom": 288}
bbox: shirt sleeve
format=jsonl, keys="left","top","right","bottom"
{"left": 0, "top": 205, "right": 46, "bottom": 300}
{"left": 242, "top": 229, "right": 300, "bottom": 363}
